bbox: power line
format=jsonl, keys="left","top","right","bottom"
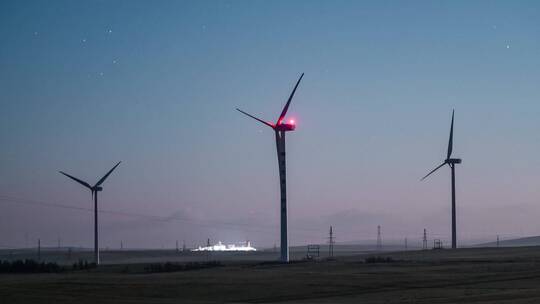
{"left": 328, "top": 226, "right": 335, "bottom": 258}
{"left": 423, "top": 228, "right": 428, "bottom": 250}
{"left": 376, "top": 225, "right": 382, "bottom": 251}
{"left": 0, "top": 195, "right": 323, "bottom": 238}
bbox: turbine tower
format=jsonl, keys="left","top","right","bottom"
{"left": 237, "top": 73, "right": 304, "bottom": 262}
{"left": 421, "top": 110, "right": 461, "bottom": 249}
{"left": 59, "top": 161, "right": 121, "bottom": 265}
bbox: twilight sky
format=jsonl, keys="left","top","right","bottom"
{"left": 1, "top": 0, "right": 539, "bottom": 249}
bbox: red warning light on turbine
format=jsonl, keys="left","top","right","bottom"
{"left": 289, "top": 119, "right": 295, "bottom": 125}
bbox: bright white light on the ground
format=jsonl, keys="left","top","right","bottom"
{"left": 192, "top": 241, "right": 256, "bottom": 252}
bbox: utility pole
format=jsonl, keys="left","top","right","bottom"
{"left": 376, "top": 225, "right": 382, "bottom": 251}
{"left": 206, "top": 238, "right": 211, "bottom": 261}
{"left": 328, "top": 226, "right": 335, "bottom": 258}
{"left": 37, "top": 238, "right": 41, "bottom": 261}
{"left": 497, "top": 235, "right": 500, "bottom": 247}
{"left": 422, "top": 229, "right": 428, "bottom": 250}
{"left": 405, "top": 237, "right": 408, "bottom": 250}
{"left": 176, "top": 240, "right": 179, "bottom": 252}
{"left": 182, "top": 240, "right": 186, "bottom": 252}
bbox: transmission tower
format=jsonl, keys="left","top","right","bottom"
{"left": 376, "top": 225, "right": 382, "bottom": 251}
{"left": 422, "top": 228, "right": 428, "bottom": 250}
{"left": 328, "top": 226, "right": 335, "bottom": 258}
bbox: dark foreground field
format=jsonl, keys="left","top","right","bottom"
{"left": 3, "top": 246, "right": 540, "bottom": 303}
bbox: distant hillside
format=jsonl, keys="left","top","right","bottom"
{"left": 287, "top": 242, "right": 418, "bottom": 253}
{"left": 476, "top": 236, "right": 540, "bottom": 248}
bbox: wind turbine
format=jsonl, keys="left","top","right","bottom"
{"left": 59, "top": 161, "right": 121, "bottom": 265}
{"left": 237, "top": 73, "right": 304, "bottom": 262}
{"left": 421, "top": 110, "right": 461, "bottom": 249}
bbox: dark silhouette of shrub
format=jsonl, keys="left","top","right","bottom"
{"left": 144, "top": 261, "right": 222, "bottom": 273}
{"left": 0, "top": 259, "right": 62, "bottom": 273}
{"left": 364, "top": 256, "right": 395, "bottom": 263}
{"left": 72, "top": 259, "right": 97, "bottom": 271}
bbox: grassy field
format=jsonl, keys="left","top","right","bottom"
{"left": 2, "top": 246, "right": 540, "bottom": 303}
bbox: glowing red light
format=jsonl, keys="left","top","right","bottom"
{"left": 289, "top": 119, "right": 295, "bottom": 125}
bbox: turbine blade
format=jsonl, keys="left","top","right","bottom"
{"left": 59, "top": 171, "right": 92, "bottom": 189}
{"left": 236, "top": 108, "right": 275, "bottom": 128}
{"left": 94, "top": 161, "right": 121, "bottom": 187}
{"left": 421, "top": 162, "right": 447, "bottom": 181}
{"left": 276, "top": 73, "right": 304, "bottom": 125}
{"left": 447, "top": 110, "right": 454, "bottom": 159}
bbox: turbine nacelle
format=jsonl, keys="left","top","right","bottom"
{"left": 275, "top": 119, "right": 296, "bottom": 132}
{"left": 93, "top": 186, "right": 103, "bottom": 192}
{"left": 446, "top": 158, "right": 462, "bottom": 164}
